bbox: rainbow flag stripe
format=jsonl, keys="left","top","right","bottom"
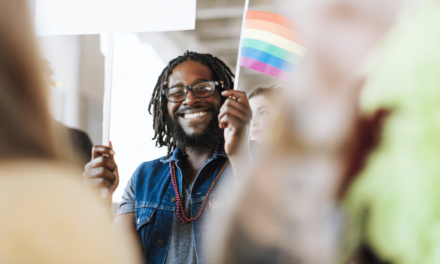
{"left": 240, "top": 11, "right": 305, "bottom": 80}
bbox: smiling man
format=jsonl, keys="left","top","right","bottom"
{"left": 83, "top": 51, "right": 252, "bottom": 264}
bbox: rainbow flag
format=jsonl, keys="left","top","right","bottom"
{"left": 240, "top": 10, "right": 306, "bottom": 80}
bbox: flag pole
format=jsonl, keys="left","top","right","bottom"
{"left": 234, "top": 0, "right": 250, "bottom": 91}
{"left": 101, "top": 33, "right": 115, "bottom": 199}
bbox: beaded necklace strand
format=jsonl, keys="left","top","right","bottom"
{"left": 170, "top": 143, "right": 228, "bottom": 223}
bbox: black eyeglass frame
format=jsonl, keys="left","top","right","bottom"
{"left": 162, "top": 81, "right": 224, "bottom": 102}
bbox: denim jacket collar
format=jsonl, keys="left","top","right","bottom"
{"left": 160, "top": 140, "right": 228, "bottom": 163}
{"left": 160, "top": 147, "right": 181, "bottom": 163}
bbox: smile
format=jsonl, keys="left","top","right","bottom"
{"left": 183, "top": 111, "right": 208, "bottom": 120}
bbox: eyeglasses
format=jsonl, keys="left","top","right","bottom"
{"left": 163, "top": 81, "right": 223, "bottom": 102}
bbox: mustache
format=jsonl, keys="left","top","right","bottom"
{"left": 173, "top": 105, "right": 215, "bottom": 119}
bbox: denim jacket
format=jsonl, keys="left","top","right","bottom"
{"left": 132, "top": 142, "right": 234, "bottom": 264}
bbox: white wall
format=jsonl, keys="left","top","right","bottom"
{"left": 39, "top": 36, "right": 82, "bottom": 128}
{"left": 79, "top": 35, "right": 105, "bottom": 145}
{"left": 37, "top": 35, "right": 105, "bottom": 145}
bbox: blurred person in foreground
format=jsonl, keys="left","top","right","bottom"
{"left": 208, "top": 0, "right": 403, "bottom": 263}
{"left": 345, "top": 0, "right": 440, "bottom": 263}
{"left": 83, "top": 51, "right": 252, "bottom": 263}
{"left": 0, "top": 1, "right": 137, "bottom": 264}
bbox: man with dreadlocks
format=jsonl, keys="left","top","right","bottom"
{"left": 83, "top": 51, "right": 252, "bottom": 264}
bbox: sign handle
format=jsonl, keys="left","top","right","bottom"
{"left": 101, "top": 33, "right": 115, "bottom": 198}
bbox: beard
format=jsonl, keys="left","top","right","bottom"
{"left": 167, "top": 107, "right": 224, "bottom": 153}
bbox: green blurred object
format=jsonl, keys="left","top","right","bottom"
{"left": 345, "top": 0, "right": 440, "bottom": 263}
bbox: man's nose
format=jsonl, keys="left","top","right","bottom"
{"left": 182, "top": 89, "right": 201, "bottom": 107}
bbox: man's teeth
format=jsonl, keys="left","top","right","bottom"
{"left": 184, "top": 111, "right": 207, "bottom": 119}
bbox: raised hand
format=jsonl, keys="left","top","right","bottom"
{"left": 83, "top": 142, "right": 119, "bottom": 198}
{"left": 218, "top": 90, "right": 253, "bottom": 157}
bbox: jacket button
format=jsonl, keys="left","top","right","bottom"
{"left": 157, "top": 239, "right": 165, "bottom": 247}
{"left": 170, "top": 196, "right": 176, "bottom": 203}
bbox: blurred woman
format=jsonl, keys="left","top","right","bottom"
{"left": 249, "top": 85, "right": 285, "bottom": 143}
{"left": 0, "top": 1, "right": 137, "bottom": 264}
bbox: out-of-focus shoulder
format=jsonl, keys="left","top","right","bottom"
{"left": 0, "top": 160, "right": 137, "bottom": 264}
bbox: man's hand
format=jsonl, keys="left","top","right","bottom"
{"left": 83, "top": 143, "right": 119, "bottom": 197}
{"left": 219, "top": 90, "right": 253, "bottom": 156}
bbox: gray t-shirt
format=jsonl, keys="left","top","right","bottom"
{"left": 118, "top": 174, "right": 198, "bottom": 264}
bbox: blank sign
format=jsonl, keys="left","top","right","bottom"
{"left": 35, "top": 0, "right": 196, "bottom": 36}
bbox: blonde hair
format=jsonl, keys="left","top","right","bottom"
{"left": 0, "top": 0, "right": 59, "bottom": 160}
{"left": 248, "top": 85, "right": 285, "bottom": 102}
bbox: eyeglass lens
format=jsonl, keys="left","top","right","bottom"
{"left": 166, "top": 82, "right": 215, "bottom": 102}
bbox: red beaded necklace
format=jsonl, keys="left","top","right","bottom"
{"left": 170, "top": 143, "right": 228, "bottom": 223}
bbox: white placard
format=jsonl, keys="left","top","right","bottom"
{"left": 36, "top": 0, "right": 196, "bottom": 36}
{"left": 114, "top": 0, "right": 196, "bottom": 33}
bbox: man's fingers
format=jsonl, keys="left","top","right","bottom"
{"left": 218, "top": 98, "right": 253, "bottom": 126}
{"left": 84, "top": 145, "right": 118, "bottom": 191}
{"left": 219, "top": 104, "right": 247, "bottom": 124}
{"left": 85, "top": 155, "right": 117, "bottom": 172}
{"left": 221, "top": 98, "right": 249, "bottom": 115}
{"left": 92, "top": 145, "right": 116, "bottom": 160}
{"left": 219, "top": 114, "right": 242, "bottom": 129}
{"left": 84, "top": 177, "right": 112, "bottom": 189}
{"left": 221, "top": 90, "right": 249, "bottom": 105}
{"left": 84, "top": 167, "right": 117, "bottom": 184}
{"left": 221, "top": 89, "right": 247, "bottom": 98}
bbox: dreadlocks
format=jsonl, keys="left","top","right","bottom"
{"left": 148, "top": 51, "right": 235, "bottom": 158}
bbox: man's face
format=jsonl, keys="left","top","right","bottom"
{"left": 167, "top": 60, "right": 222, "bottom": 137}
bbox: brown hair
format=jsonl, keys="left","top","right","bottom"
{"left": 0, "top": 1, "right": 59, "bottom": 160}
{"left": 248, "top": 85, "right": 285, "bottom": 102}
